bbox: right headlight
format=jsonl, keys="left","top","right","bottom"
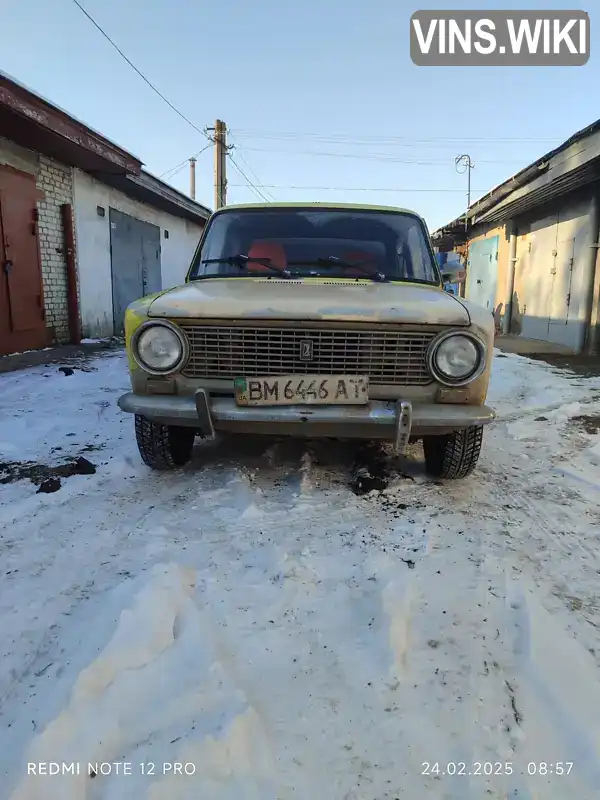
{"left": 132, "top": 321, "right": 188, "bottom": 375}
{"left": 428, "top": 331, "right": 486, "bottom": 386}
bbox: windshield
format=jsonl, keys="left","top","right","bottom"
{"left": 189, "top": 207, "right": 441, "bottom": 285}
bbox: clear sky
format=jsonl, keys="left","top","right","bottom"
{"left": 1, "top": 0, "right": 596, "bottom": 230}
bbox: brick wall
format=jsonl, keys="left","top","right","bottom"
{"left": 36, "top": 156, "right": 75, "bottom": 343}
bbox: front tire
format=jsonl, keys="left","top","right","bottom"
{"left": 423, "top": 425, "right": 483, "bottom": 479}
{"left": 135, "top": 415, "right": 195, "bottom": 470}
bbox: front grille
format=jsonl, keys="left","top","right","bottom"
{"left": 179, "top": 324, "right": 436, "bottom": 385}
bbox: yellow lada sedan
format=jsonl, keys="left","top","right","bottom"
{"left": 118, "top": 203, "right": 495, "bottom": 479}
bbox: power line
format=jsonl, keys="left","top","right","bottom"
{"left": 227, "top": 153, "right": 272, "bottom": 202}
{"left": 71, "top": 0, "right": 211, "bottom": 142}
{"left": 228, "top": 131, "right": 563, "bottom": 153}
{"left": 232, "top": 147, "right": 276, "bottom": 201}
{"left": 160, "top": 149, "right": 209, "bottom": 181}
{"left": 159, "top": 143, "right": 212, "bottom": 180}
{"left": 227, "top": 184, "right": 489, "bottom": 193}
{"left": 161, "top": 161, "right": 188, "bottom": 181}
{"left": 238, "top": 146, "right": 526, "bottom": 166}
{"left": 229, "top": 128, "right": 562, "bottom": 144}
{"left": 227, "top": 130, "right": 275, "bottom": 201}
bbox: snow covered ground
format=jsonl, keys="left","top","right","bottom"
{"left": 1, "top": 349, "right": 600, "bottom": 799}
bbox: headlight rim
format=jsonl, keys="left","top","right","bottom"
{"left": 131, "top": 320, "right": 189, "bottom": 376}
{"left": 427, "top": 329, "right": 486, "bottom": 387}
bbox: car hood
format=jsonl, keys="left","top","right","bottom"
{"left": 147, "top": 279, "right": 471, "bottom": 325}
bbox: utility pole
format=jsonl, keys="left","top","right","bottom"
{"left": 455, "top": 154, "right": 474, "bottom": 298}
{"left": 189, "top": 157, "right": 196, "bottom": 200}
{"left": 207, "top": 119, "right": 228, "bottom": 209}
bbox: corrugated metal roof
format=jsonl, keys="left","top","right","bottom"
{"left": 479, "top": 159, "right": 600, "bottom": 224}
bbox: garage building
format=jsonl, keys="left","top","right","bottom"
{"left": 0, "top": 71, "right": 210, "bottom": 356}
{"left": 432, "top": 120, "right": 600, "bottom": 354}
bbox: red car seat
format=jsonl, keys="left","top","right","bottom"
{"left": 341, "top": 250, "right": 378, "bottom": 278}
{"left": 246, "top": 241, "right": 287, "bottom": 274}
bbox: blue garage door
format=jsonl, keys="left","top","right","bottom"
{"left": 466, "top": 236, "right": 499, "bottom": 311}
{"left": 109, "top": 209, "right": 162, "bottom": 336}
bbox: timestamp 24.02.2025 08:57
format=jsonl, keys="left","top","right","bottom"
{"left": 421, "top": 762, "right": 574, "bottom": 777}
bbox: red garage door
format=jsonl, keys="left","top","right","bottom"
{"left": 0, "top": 165, "right": 49, "bottom": 356}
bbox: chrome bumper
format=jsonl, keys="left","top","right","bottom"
{"left": 118, "top": 391, "right": 495, "bottom": 452}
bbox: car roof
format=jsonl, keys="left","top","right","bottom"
{"left": 212, "top": 201, "right": 427, "bottom": 224}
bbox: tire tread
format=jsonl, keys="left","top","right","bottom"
{"left": 423, "top": 425, "right": 483, "bottom": 479}
{"left": 134, "top": 415, "right": 194, "bottom": 470}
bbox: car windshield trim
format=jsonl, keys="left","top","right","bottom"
{"left": 189, "top": 273, "right": 293, "bottom": 281}
{"left": 287, "top": 257, "right": 389, "bottom": 282}
{"left": 201, "top": 254, "right": 292, "bottom": 277}
{"left": 188, "top": 274, "right": 441, "bottom": 286}
{"left": 189, "top": 207, "right": 442, "bottom": 285}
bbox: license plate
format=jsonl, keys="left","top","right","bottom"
{"left": 234, "top": 375, "right": 369, "bottom": 406}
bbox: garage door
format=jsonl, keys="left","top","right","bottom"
{"left": 0, "top": 166, "right": 49, "bottom": 356}
{"left": 110, "top": 209, "right": 162, "bottom": 336}
{"left": 513, "top": 202, "right": 591, "bottom": 350}
{"left": 466, "top": 235, "right": 499, "bottom": 311}
{"left": 548, "top": 206, "right": 590, "bottom": 350}
{"left": 514, "top": 213, "right": 558, "bottom": 341}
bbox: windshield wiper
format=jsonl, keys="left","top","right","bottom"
{"left": 201, "top": 254, "right": 291, "bottom": 278}
{"left": 288, "top": 256, "right": 389, "bottom": 282}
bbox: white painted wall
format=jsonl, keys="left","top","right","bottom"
{"left": 0, "top": 136, "right": 38, "bottom": 175}
{"left": 73, "top": 170, "right": 204, "bottom": 338}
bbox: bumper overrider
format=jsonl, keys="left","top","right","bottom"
{"left": 117, "top": 390, "right": 496, "bottom": 454}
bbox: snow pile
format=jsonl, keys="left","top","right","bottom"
{"left": 9, "top": 564, "right": 280, "bottom": 799}
{"left": 488, "top": 350, "right": 600, "bottom": 419}
{"left": 9, "top": 546, "right": 426, "bottom": 799}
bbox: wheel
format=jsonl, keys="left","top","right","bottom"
{"left": 422, "top": 425, "right": 483, "bottom": 479}
{"left": 134, "top": 414, "right": 195, "bottom": 470}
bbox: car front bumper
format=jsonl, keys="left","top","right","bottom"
{"left": 118, "top": 391, "right": 496, "bottom": 453}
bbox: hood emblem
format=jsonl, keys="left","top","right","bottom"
{"left": 299, "top": 339, "right": 313, "bottom": 361}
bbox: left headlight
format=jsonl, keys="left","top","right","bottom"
{"left": 132, "top": 321, "right": 187, "bottom": 374}
{"left": 428, "top": 331, "right": 485, "bottom": 386}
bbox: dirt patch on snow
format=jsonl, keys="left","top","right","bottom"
{"left": 0, "top": 338, "right": 123, "bottom": 375}
{"left": 0, "top": 456, "right": 97, "bottom": 491}
{"left": 527, "top": 352, "right": 600, "bottom": 379}
{"left": 349, "top": 442, "right": 391, "bottom": 495}
{"left": 571, "top": 414, "right": 600, "bottom": 435}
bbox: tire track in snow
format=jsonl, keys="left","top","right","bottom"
{"left": 420, "top": 418, "right": 600, "bottom": 797}
{"left": 477, "top": 424, "right": 600, "bottom": 662}
{"left": 373, "top": 514, "right": 523, "bottom": 799}
{"left": 506, "top": 581, "right": 600, "bottom": 799}
{"left": 380, "top": 572, "right": 415, "bottom": 680}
